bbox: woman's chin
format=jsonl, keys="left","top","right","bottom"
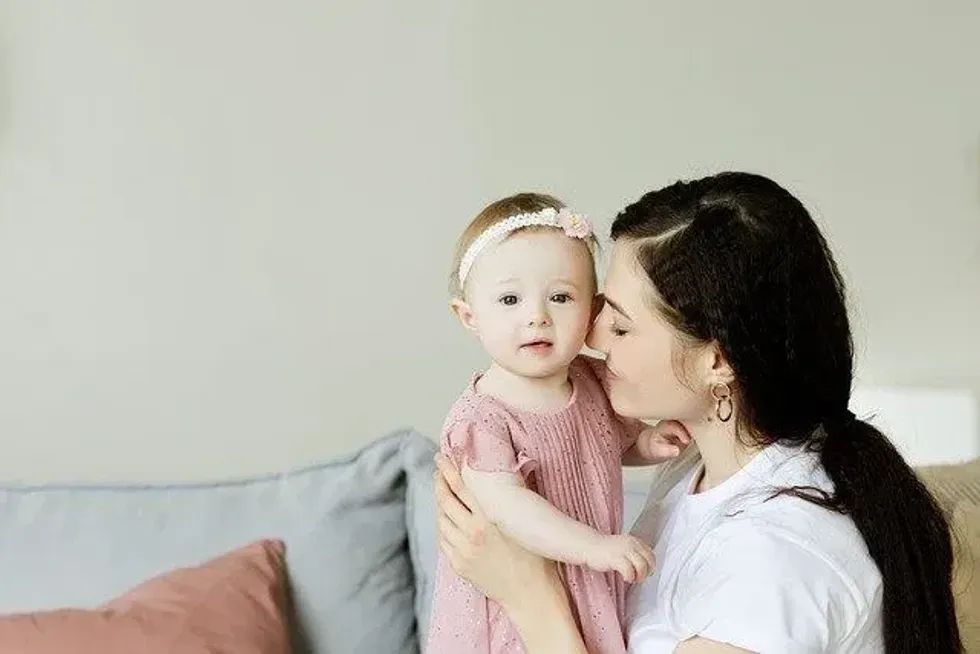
{"left": 608, "top": 391, "right": 641, "bottom": 419}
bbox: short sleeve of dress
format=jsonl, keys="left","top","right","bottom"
{"left": 443, "top": 414, "right": 530, "bottom": 476}
{"left": 577, "top": 354, "right": 647, "bottom": 454}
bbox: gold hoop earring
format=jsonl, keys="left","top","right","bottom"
{"left": 711, "top": 382, "right": 733, "bottom": 423}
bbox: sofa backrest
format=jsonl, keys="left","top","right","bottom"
{"left": 0, "top": 428, "right": 436, "bottom": 654}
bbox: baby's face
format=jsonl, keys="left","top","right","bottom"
{"left": 461, "top": 229, "right": 596, "bottom": 379}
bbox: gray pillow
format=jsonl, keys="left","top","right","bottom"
{"left": 0, "top": 428, "right": 434, "bottom": 654}
{"left": 405, "top": 437, "right": 439, "bottom": 640}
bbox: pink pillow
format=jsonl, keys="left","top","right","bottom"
{"left": 0, "top": 539, "right": 292, "bottom": 654}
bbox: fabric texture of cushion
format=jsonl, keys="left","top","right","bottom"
{"left": 919, "top": 458, "right": 980, "bottom": 653}
{"left": 0, "top": 428, "right": 434, "bottom": 654}
{"left": 0, "top": 539, "right": 291, "bottom": 654}
{"left": 950, "top": 502, "right": 980, "bottom": 652}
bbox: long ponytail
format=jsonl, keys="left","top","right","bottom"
{"left": 817, "top": 415, "right": 961, "bottom": 652}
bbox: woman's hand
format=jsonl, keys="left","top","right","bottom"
{"left": 433, "top": 453, "right": 552, "bottom": 606}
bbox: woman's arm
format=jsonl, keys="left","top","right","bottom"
{"left": 434, "top": 454, "right": 589, "bottom": 654}
{"left": 506, "top": 565, "right": 590, "bottom": 654}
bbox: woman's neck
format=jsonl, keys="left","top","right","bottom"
{"left": 478, "top": 362, "right": 572, "bottom": 412}
{"left": 684, "top": 417, "right": 765, "bottom": 493}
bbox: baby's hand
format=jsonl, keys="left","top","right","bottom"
{"left": 585, "top": 534, "right": 655, "bottom": 582}
{"left": 637, "top": 420, "right": 691, "bottom": 463}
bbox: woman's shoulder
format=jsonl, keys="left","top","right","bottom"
{"left": 707, "top": 505, "right": 881, "bottom": 595}
{"left": 715, "top": 446, "right": 882, "bottom": 597}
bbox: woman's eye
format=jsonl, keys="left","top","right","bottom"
{"left": 551, "top": 293, "right": 572, "bottom": 304}
{"left": 610, "top": 323, "right": 628, "bottom": 337}
{"left": 499, "top": 294, "right": 519, "bottom": 306}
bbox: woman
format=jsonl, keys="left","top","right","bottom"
{"left": 433, "top": 172, "right": 961, "bottom": 653}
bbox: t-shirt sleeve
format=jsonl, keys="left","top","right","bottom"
{"left": 443, "top": 414, "right": 532, "bottom": 476}
{"left": 577, "top": 354, "right": 647, "bottom": 453}
{"left": 673, "top": 526, "right": 842, "bottom": 653}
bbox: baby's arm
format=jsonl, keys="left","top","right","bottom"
{"left": 622, "top": 422, "right": 691, "bottom": 466}
{"left": 462, "top": 465, "right": 653, "bottom": 582}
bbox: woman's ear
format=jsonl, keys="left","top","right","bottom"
{"left": 702, "top": 341, "right": 735, "bottom": 387}
{"left": 450, "top": 298, "right": 478, "bottom": 331}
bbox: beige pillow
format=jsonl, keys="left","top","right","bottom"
{"left": 950, "top": 502, "right": 980, "bottom": 652}
{"left": 918, "top": 459, "right": 980, "bottom": 652}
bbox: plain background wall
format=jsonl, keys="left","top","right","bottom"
{"left": 0, "top": 2, "right": 977, "bottom": 481}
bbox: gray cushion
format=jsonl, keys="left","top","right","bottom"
{"left": 406, "top": 437, "right": 440, "bottom": 638}
{"left": 405, "top": 441, "right": 652, "bottom": 642}
{"left": 0, "top": 428, "right": 435, "bottom": 654}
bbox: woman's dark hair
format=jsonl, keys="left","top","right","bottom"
{"left": 611, "top": 172, "right": 960, "bottom": 653}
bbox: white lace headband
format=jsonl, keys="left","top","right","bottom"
{"left": 457, "top": 206, "right": 593, "bottom": 287}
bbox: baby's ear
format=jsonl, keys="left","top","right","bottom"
{"left": 449, "top": 298, "right": 478, "bottom": 331}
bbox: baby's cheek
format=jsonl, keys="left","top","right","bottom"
{"left": 568, "top": 311, "right": 593, "bottom": 344}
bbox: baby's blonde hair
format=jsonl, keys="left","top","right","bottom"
{"left": 449, "top": 192, "right": 599, "bottom": 298}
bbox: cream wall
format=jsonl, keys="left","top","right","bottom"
{"left": 0, "top": 2, "right": 977, "bottom": 481}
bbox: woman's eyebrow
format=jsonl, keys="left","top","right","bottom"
{"left": 604, "top": 296, "right": 632, "bottom": 320}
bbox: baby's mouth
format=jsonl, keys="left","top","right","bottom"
{"left": 521, "top": 339, "right": 553, "bottom": 352}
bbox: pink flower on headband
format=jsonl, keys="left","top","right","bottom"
{"left": 557, "top": 208, "right": 592, "bottom": 238}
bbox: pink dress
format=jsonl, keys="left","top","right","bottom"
{"left": 425, "top": 355, "right": 643, "bottom": 654}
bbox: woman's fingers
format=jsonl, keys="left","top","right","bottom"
{"left": 436, "top": 454, "right": 487, "bottom": 520}
{"left": 437, "top": 511, "right": 473, "bottom": 558}
{"left": 435, "top": 453, "right": 467, "bottom": 501}
{"left": 438, "top": 533, "right": 467, "bottom": 578}
{"left": 434, "top": 454, "right": 490, "bottom": 551}
{"left": 434, "top": 466, "right": 471, "bottom": 528}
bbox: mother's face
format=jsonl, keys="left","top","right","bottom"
{"left": 586, "top": 241, "right": 715, "bottom": 422}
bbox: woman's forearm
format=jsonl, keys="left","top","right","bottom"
{"left": 505, "top": 566, "right": 589, "bottom": 654}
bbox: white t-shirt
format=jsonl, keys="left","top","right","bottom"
{"left": 625, "top": 442, "right": 884, "bottom": 653}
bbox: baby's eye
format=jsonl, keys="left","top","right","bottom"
{"left": 499, "top": 294, "right": 520, "bottom": 306}
{"left": 550, "top": 293, "right": 573, "bottom": 304}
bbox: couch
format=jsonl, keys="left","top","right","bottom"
{"left": 0, "top": 428, "right": 976, "bottom": 652}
